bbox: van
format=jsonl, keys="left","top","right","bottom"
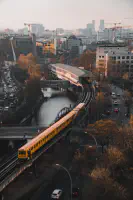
{"left": 112, "top": 92, "right": 115, "bottom": 95}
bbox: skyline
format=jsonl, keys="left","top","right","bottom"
{"left": 0, "top": 0, "right": 133, "bottom": 30}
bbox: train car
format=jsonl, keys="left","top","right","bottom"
{"left": 18, "top": 103, "right": 85, "bottom": 160}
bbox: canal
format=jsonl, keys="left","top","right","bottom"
{"left": 32, "top": 88, "right": 75, "bottom": 126}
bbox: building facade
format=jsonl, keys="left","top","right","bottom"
{"left": 96, "top": 44, "right": 133, "bottom": 78}
{"left": 99, "top": 20, "right": 104, "bottom": 32}
{"left": 31, "top": 24, "right": 44, "bottom": 37}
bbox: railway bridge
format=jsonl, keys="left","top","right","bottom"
{"left": 40, "top": 80, "right": 70, "bottom": 89}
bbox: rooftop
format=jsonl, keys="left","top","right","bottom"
{"left": 52, "top": 63, "right": 92, "bottom": 78}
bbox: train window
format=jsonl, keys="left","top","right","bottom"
{"left": 19, "top": 151, "right": 26, "bottom": 155}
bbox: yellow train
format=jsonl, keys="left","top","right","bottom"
{"left": 18, "top": 103, "right": 85, "bottom": 160}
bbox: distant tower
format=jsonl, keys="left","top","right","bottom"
{"left": 92, "top": 20, "right": 95, "bottom": 33}
{"left": 99, "top": 19, "right": 105, "bottom": 31}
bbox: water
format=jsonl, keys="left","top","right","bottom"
{"left": 33, "top": 88, "right": 75, "bottom": 127}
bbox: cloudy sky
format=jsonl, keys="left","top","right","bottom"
{"left": 0, "top": 0, "right": 133, "bottom": 30}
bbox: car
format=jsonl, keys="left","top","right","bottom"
{"left": 113, "top": 101, "right": 118, "bottom": 105}
{"left": 114, "top": 108, "right": 119, "bottom": 113}
{"left": 112, "top": 94, "right": 117, "bottom": 99}
{"left": 4, "top": 106, "right": 9, "bottom": 111}
{"left": 72, "top": 187, "right": 80, "bottom": 198}
{"left": 112, "top": 92, "right": 115, "bottom": 95}
{"left": 51, "top": 189, "right": 63, "bottom": 199}
{"left": 105, "top": 110, "right": 111, "bottom": 115}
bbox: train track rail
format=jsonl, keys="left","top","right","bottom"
{"left": 0, "top": 80, "right": 95, "bottom": 193}
{"left": 0, "top": 152, "right": 18, "bottom": 183}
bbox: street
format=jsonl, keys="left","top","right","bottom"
{"left": 30, "top": 168, "right": 79, "bottom": 200}
{"left": 109, "top": 84, "right": 129, "bottom": 125}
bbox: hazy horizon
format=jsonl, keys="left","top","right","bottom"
{"left": 0, "top": 0, "right": 133, "bottom": 30}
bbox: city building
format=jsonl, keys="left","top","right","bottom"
{"left": 0, "top": 34, "right": 36, "bottom": 61}
{"left": 92, "top": 20, "right": 95, "bottom": 33}
{"left": 65, "top": 35, "right": 81, "bottom": 50}
{"left": 43, "top": 41, "right": 55, "bottom": 55}
{"left": 99, "top": 20, "right": 105, "bottom": 32}
{"left": 87, "top": 23, "right": 93, "bottom": 36}
{"left": 56, "top": 28, "right": 64, "bottom": 35}
{"left": 96, "top": 43, "right": 133, "bottom": 78}
{"left": 18, "top": 28, "right": 28, "bottom": 35}
{"left": 31, "top": 24, "right": 45, "bottom": 37}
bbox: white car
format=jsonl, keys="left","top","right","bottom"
{"left": 113, "top": 101, "right": 118, "bottom": 105}
{"left": 51, "top": 189, "right": 63, "bottom": 199}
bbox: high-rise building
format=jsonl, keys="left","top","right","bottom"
{"left": 99, "top": 20, "right": 105, "bottom": 31}
{"left": 31, "top": 24, "right": 45, "bottom": 37}
{"left": 86, "top": 20, "right": 96, "bottom": 36}
{"left": 92, "top": 20, "right": 95, "bottom": 33}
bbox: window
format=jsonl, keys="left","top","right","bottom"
{"left": 19, "top": 151, "right": 26, "bottom": 155}
{"left": 99, "top": 56, "right": 101, "bottom": 58}
{"left": 131, "top": 65, "right": 133, "bottom": 68}
{"left": 131, "top": 60, "right": 133, "bottom": 63}
{"left": 122, "top": 56, "right": 125, "bottom": 59}
{"left": 117, "top": 61, "right": 120, "bottom": 64}
{"left": 117, "top": 56, "right": 120, "bottom": 59}
{"left": 102, "top": 56, "right": 104, "bottom": 58}
{"left": 131, "top": 56, "right": 133, "bottom": 59}
{"left": 127, "top": 56, "right": 129, "bottom": 59}
{"left": 126, "top": 61, "right": 129, "bottom": 63}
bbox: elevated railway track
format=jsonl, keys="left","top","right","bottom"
{"left": 0, "top": 64, "right": 95, "bottom": 195}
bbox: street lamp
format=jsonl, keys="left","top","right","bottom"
{"left": 84, "top": 131, "right": 98, "bottom": 152}
{"left": 55, "top": 164, "right": 72, "bottom": 200}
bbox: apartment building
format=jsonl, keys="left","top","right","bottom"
{"left": 96, "top": 43, "right": 133, "bottom": 78}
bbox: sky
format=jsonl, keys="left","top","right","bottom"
{"left": 0, "top": 0, "right": 133, "bottom": 30}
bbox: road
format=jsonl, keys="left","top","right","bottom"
{"left": 31, "top": 169, "right": 74, "bottom": 200}
{"left": 109, "top": 84, "right": 129, "bottom": 125}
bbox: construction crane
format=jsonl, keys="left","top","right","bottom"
{"left": 108, "top": 24, "right": 133, "bottom": 42}
{"left": 24, "top": 23, "right": 32, "bottom": 36}
{"left": 124, "top": 18, "right": 133, "bottom": 19}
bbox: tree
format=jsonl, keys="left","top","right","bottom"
{"left": 24, "top": 78, "right": 42, "bottom": 103}
{"left": 89, "top": 167, "right": 127, "bottom": 200}
{"left": 17, "top": 53, "right": 41, "bottom": 80}
{"left": 88, "top": 120, "right": 118, "bottom": 152}
{"left": 72, "top": 57, "right": 80, "bottom": 66}
{"left": 124, "top": 90, "right": 132, "bottom": 116}
{"left": 123, "top": 73, "right": 129, "bottom": 80}
{"left": 105, "top": 147, "right": 127, "bottom": 178}
{"left": 129, "top": 115, "right": 133, "bottom": 128}
{"left": 95, "top": 91, "right": 104, "bottom": 120}
{"left": 79, "top": 50, "right": 96, "bottom": 70}
{"left": 96, "top": 91, "right": 104, "bottom": 103}
{"left": 59, "top": 55, "right": 65, "bottom": 64}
